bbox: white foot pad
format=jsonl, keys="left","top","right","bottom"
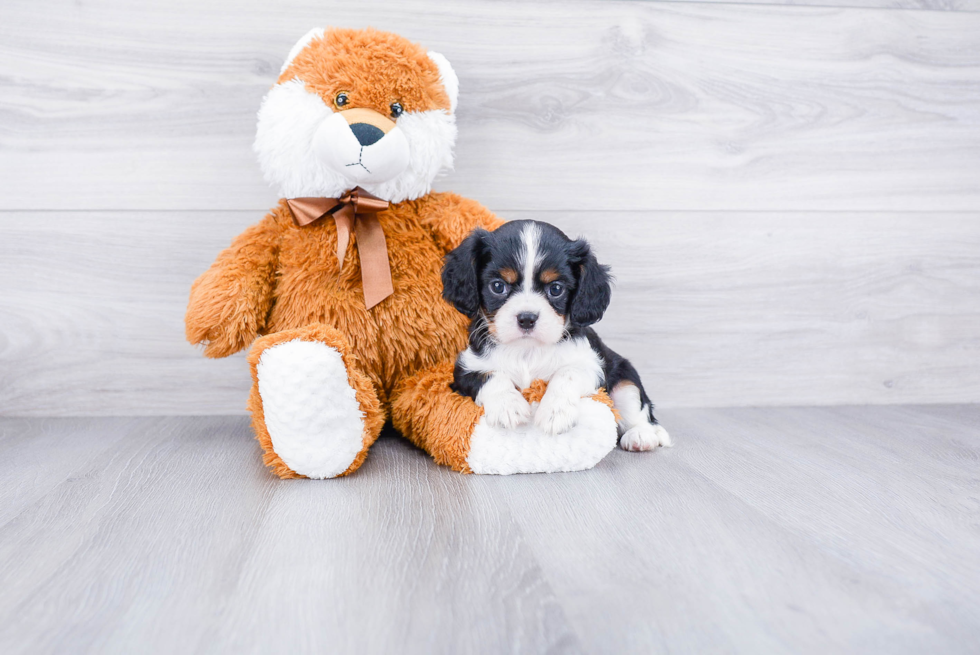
{"left": 466, "top": 398, "right": 618, "bottom": 475}
{"left": 619, "top": 424, "right": 672, "bottom": 451}
{"left": 257, "top": 339, "right": 365, "bottom": 479}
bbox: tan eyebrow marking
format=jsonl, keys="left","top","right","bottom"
{"left": 499, "top": 268, "right": 518, "bottom": 284}
{"left": 539, "top": 268, "right": 560, "bottom": 283}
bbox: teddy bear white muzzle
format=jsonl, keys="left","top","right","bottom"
{"left": 313, "top": 112, "right": 411, "bottom": 185}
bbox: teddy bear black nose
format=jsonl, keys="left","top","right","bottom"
{"left": 349, "top": 122, "right": 385, "bottom": 146}
{"left": 517, "top": 312, "right": 538, "bottom": 331}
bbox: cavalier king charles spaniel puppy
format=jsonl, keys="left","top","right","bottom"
{"left": 441, "top": 220, "right": 671, "bottom": 451}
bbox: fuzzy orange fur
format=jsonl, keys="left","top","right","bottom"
{"left": 188, "top": 191, "right": 502, "bottom": 476}
{"left": 281, "top": 27, "right": 452, "bottom": 117}
{"left": 520, "top": 380, "right": 617, "bottom": 419}
{"left": 392, "top": 371, "right": 619, "bottom": 474}
{"left": 246, "top": 324, "right": 386, "bottom": 478}
{"left": 186, "top": 216, "right": 281, "bottom": 358}
{"left": 391, "top": 362, "right": 481, "bottom": 473}
{"left": 188, "top": 27, "right": 615, "bottom": 479}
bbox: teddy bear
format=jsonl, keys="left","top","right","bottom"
{"left": 185, "top": 27, "right": 622, "bottom": 478}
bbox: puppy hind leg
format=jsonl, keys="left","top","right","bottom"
{"left": 610, "top": 382, "right": 671, "bottom": 451}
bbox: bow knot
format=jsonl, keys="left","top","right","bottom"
{"left": 285, "top": 187, "right": 393, "bottom": 309}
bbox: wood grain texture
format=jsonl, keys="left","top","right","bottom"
{"left": 1, "top": 0, "right": 979, "bottom": 413}
{"left": 0, "top": 418, "right": 579, "bottom": 655}
{"left": 662, "top": 0, "right": 980, "bottom": 12}
{"left": 486, "top": 404, "right": 980, "bottom": 653}
{"left": 0, "top": 406, "right": 977, "bottom": 653}
{"left": 1, "top": 210, "right": 977, "bottom": 416}
{"left": 1, "top": 0, "right": 979, "bottom": 212}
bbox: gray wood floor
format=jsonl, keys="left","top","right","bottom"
{"left": 1, "top": 405, "right": 977, "bottom": 654}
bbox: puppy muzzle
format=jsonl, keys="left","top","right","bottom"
{"left": 517, "top": 312, "right": 538, "bottom": 332}
{"left": 494, "top": 293, "right": 565, "bottom": 345}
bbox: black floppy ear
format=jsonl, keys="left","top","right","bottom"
{"left": 441, "top": 229, "right": 488, "bottom": 318}
{"left": 568, "top": 240, "right": 612, "bottom": 327}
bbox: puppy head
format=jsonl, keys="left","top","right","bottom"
{"left": 442, "top": 221, "right": 612, "bottom": 346}
{"left": 254, "top": 27, "right": 458, "bottom": 203}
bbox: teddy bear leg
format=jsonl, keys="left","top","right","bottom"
{"left": 390, "top": 363, "right": 620, "bottom": 475}
{"left": 246, "top": 324, "right": 385, "bottom": 479}
{"left": 390, "top": 362, "right": 483, "bottom": 473}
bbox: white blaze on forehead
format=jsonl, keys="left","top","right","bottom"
{"left": 519, "top": 223, "right": 541, "bottom": 293}
{"left": 488, "top": 223, "right": 564, "bottom": 345}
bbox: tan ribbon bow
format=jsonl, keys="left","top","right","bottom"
{"left": 286, "top": 187, "right": 393, "bottom": 310}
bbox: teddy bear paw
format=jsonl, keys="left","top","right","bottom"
{"left": 256, "top": 339, "right": 367, "bottom": 478}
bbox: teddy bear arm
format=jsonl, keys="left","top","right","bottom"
{"left": 185, "top": 213, "right": 283, "bottom": 358}
{"left": 422, "top": 192, "right": 506, "bottom": 254}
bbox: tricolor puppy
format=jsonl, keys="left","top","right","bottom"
{"left": 441, "top": 220, "right": 671, "bottom": 451}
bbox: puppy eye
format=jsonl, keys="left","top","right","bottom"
{"left": 548, "top": 282, "right": 565, "bottom": 297}
{"left": 390, "top": 102, "right": 404, "bottom": 118}
{"left": 334, "top": 92, "right": 350, "bottom": 108}
{"left": 489, "top": 280, "right": 508, "bottom": 295}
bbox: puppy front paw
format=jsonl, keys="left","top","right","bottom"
{"left": 619, "top": 423, "right": 672, "bottom": 451}
{"left": 534, "top": 392, "right": 580, "bottom": 435}
{"left": 482, "top": 390, "right": 533, "bottom": 429}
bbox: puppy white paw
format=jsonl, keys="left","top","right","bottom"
{"left": 482, "top": 390, "right": 532, "bottom": 429}
{"left": 619, "top": 423, "right": 672, "bottom": 451}
{"left": 534, "top": 392, "right": 580, "bottom": 435}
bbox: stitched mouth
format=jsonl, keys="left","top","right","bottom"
{"left": 344, "top": 146, "right": 372, "bottom": 174}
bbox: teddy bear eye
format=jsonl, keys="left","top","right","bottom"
{"left": 334, "top": 92, "right": 350, "bottom": 108}
{"left": 389, "top": 102, "right": 404, "bottom": 118}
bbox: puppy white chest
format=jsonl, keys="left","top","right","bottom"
{"left": 495, "top": 344, "right": 555, "bottom": 389}
{"left": 462, "top": 337, "right": 602, "bottom": 391}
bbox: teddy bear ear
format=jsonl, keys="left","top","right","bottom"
{"left": 279, "top": 28, "right": 325, "bottom": 75}
{"left": 427, "top": 51, "right": 458, "bottom": 114}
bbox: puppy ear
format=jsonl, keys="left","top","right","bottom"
{"left": 568, "top": 240, "right": 612, "bottom": 327}
{"left": 441, "top": 229, "right": 488, "bottom": 318}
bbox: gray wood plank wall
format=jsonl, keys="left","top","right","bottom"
{"left": 1, "top": 0, "right": 978, "bottom": 416}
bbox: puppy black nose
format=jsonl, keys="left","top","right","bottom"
{"left": 349, "top": 122, "right": 385, "bottom": 146}
{"left": 517, "top": 312, "right": 538, "bottom": 331}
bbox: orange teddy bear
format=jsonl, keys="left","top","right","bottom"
{"left": 186, "top": 27, "right": 621, "bottom": 478}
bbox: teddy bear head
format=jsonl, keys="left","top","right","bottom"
{"left": 254, "top": 27, "right": 459, "bottom": 204}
